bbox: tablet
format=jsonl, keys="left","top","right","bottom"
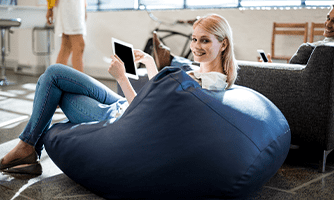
{"left": 111, "top": 38, "right": 138, "bottom": 80}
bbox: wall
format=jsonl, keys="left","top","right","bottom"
{"left": 82, "top": 7, "right": 328, "bottom": 79}
{"left": 2, "top": 2, "right": 330, "bottom": 79}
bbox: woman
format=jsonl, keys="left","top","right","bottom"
{"left": 46, "top": 0, "right": 86, "bottom": 72}
{"left": 0, "top": 13, "right": 238, "bottom": 174}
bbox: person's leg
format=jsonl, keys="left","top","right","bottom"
{"left": 152, "top": 31, "right": 173, "bottom": 71}
{"left": 1, "top": 64, "right": 123, "bottom": 165}
{"left": 69, "top": 34, "right": 85, "bottom": 72}
{"left": 59, "top": 93, "right": 126, "bottom": 124}
{"left": 56, "top": 34, "right": 72, "bottom": 65}
{"left": 34, "top": 92, "right": 127, "bottom": 156}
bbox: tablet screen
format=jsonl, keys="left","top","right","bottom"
{"left": 112, "top": 38, "right": 138, "bottom": 80}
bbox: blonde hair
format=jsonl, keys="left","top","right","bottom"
{"left": 193, "top": 14, "right": 238, "bottom": 89}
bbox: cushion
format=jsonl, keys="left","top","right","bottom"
{"left": 289, "top": 43, "right": 315, "bottom": 64}
{"left": 44, "top": 67, "right": 291, "bottom": 199}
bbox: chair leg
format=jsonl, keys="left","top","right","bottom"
{"left": 0, "top": 29, "right": 7, "bottom": 84}
{"left": 319, "top": 149, "right": 333, "bottom": 173}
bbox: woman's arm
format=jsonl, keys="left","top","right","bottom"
{"left": 117, "top": 76, "right": 137, "bottom": 104}
{"left": 108, "top": 50, "right": 158, "bottom": 103}
{"left": 108, "top": 55, "right": 137, "bottom": 104}
{"left": 133, "top": 49, "right": 158, "bottom": 80}
{"left": 46, "top": 0, "right": 56, "bottom": 25}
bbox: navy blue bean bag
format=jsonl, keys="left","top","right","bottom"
{"left": 44, "top": 67, "right": 290, "bottom": 199}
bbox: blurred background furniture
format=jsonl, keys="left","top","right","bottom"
{"left": 0, "top": 18, "right": 21, "bottom": 86}
{"left": 309, "top": 22, "right": 325, "bottom": 43}
{"left": 271, "top": 22, "right": 308, "bottom": 63}
{"left": 32, "top": 25, "right": 55, "bottom": 68}
{"left": 236, "top": 43, "right": 334, "bottom": 172}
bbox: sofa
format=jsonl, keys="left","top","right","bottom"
{"left": 235, "top": 43, "right": 334, "bottom": 172}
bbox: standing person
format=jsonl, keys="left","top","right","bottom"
{"left": 46, "top": 0, "right": 86, "bottom": 72}
{"left": 0, "top": 13, "right": 238, "bottom": 175}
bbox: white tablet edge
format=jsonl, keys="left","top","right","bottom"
{"left": 111, "top": 37, "right": 139, "bottom": 80}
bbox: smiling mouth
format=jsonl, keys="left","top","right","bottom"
{"left": 193, "top": 52, "right": 206, "bottom": 56}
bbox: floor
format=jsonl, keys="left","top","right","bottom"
{"left": 1, "top": 70, "right": 334, "bottom": 200}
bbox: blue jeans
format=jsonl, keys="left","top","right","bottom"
{"left": 19, "top": 64, "right": 126, "bottom": 156}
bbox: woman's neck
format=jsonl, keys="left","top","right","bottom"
{"left": 199, "top": 58, "right": 223, "bottom": 74}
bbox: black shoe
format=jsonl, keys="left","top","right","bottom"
{"left": 3, "top": 162, "right": 42, "bottom": 175}
{"left": 0, "top": 151, "right": 38, "bottom": 170}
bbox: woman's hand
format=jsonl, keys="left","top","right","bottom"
{"left": 259, "top": 53, "right": 273, "bottom": 63}
{"left": 108, "top": 54, "right": 126, "bottom": 81}
{"left": 108, "top": 54, "right": 137, "bottom": 104}
{"left": 46, "top": 9, "right": 54, "bottom": 25}
{"left": 133, "top": 49, "right": 151, "bottom": 65}
{"left": 266, "top": 53, "right": 273, "bottom": 63}
{"left": 133, "top": 49, "right": 158, "bottom": 80}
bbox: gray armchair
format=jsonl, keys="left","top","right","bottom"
{"left": 235, "top": 43, "right": 334, "bottom": 172}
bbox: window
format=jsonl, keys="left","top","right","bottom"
{"left": 306, "top": 1, "right": 333, "bottom": 6}
{"left": 240, "top": 0, "right": 302, "bottom": 7}
{"left": 0, "top": 0, "right": 17, "bottom": 5}
{"left": 103, "top": 0, "right": 136, "bottom": 10}
{"left": 139, "top": 0, "right": 184, "bottom": 9}
{"left": 2, "top": 0, "right": 332, "bottom": 11}
{"left": 89, "top": 0, "right": 332, "bottom": 11}
{"left": 186, "top": 0, "right": 238, "bottom": 8}
{"left": 87, "top": 0, "right": 137, "bottom": 10}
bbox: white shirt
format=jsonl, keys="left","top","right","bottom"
{"left": 187, "top": 70, "right": 228, "bottom": 90}
{"left": 312, "top": 37, "right": 334, "bottom": 46}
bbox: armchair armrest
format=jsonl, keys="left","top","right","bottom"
{"left": 236, "top": 44, "right": 334, "bottom": 150}
{"left": 236, "top": 61, "right": 306, "bottom": 112}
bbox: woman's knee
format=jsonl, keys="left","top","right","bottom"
{"left": 40, "top": 64, "right": 72, "bottom": 83}
{"left": 78, "top": 38, "right": 85, "bottom": 49}
{"left": 70, "top": 35, "right": 85, "bottom": 52}
{"left": 75, "top": 41, "right": 85, "bottom": 54}
{"left": 45, "top": 64, "right": 67, "bottom": 75}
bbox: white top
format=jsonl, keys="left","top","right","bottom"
{"left": 187, "top": 70, "right": 228, "bottom": 90}
{"left": 54, "top": 0, "right": 86, "bottom": 37}
{"left": 312, "top": 37, "right": 334, "bottom": 46}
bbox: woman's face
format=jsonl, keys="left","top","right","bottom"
{"left": 190, "top": 26, "right": 225, "bottom": 64}
{"left": 324, "top": 8, "right": 334, "bottom": 37}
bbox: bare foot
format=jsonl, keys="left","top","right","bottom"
{"left": 1, "top": 140, "right": 35, "bottom": 165}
